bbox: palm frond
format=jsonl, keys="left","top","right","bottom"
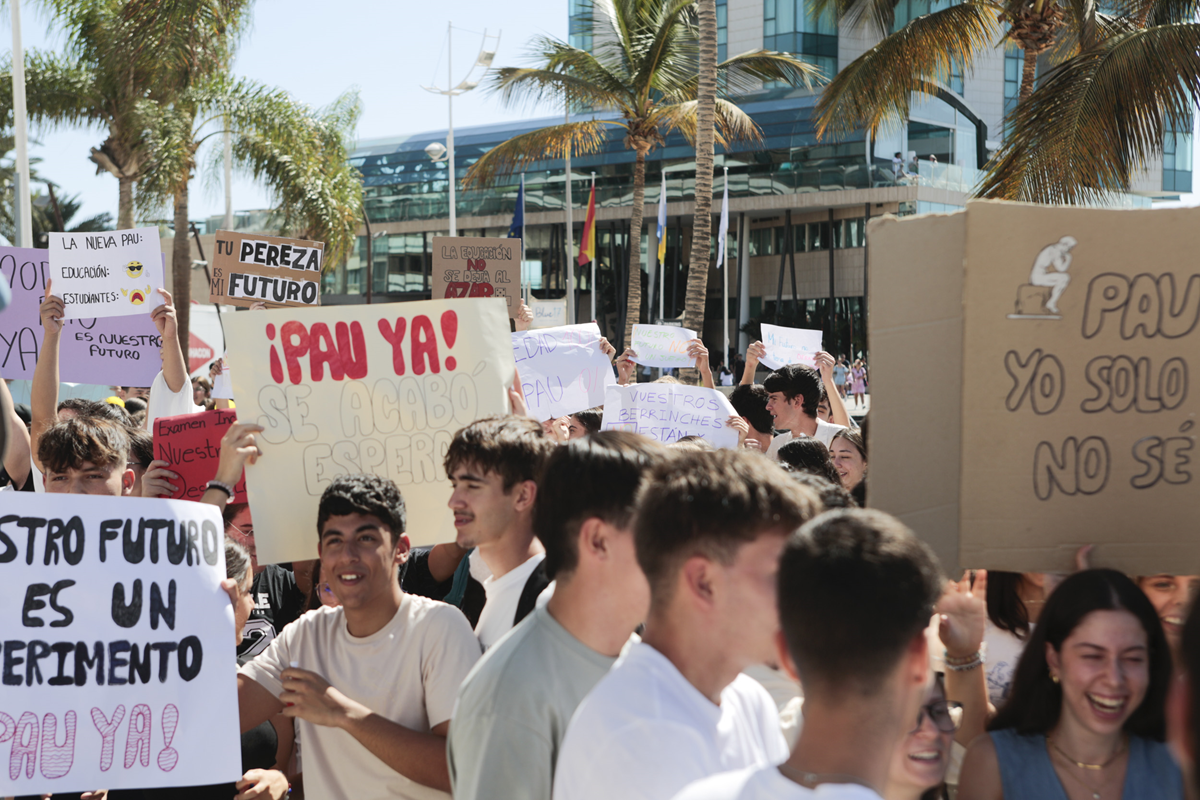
{"left": 0, "top": 49, "right": 100, "bottom": 130}
{"left": 808, "top": 0, "right": 896, "bottom": 39}
{"left": 462, "top": 120, "right": 614, "bottom": 188}
{"left": 815, "top": 2, "right": 1002, "bottom": 139}
{"left": 652, "top": 97, "right": 765, "bottom": 148}
{"left": 666, "top": 49, "right": 824, "bottom": 101}
{"left": 978, "top": 23, "right": 1200, "bottom": 204}
{"left": 490, "top": 65, "right": 631, "bottom": 114}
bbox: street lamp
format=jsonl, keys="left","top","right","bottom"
{"left": 422, "top": 24, "right": 500, "bottom": 237}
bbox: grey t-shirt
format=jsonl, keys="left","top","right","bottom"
{"left": 448, "top": 605, "right": 617, "bottom": 800}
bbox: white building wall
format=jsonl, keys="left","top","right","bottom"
{"left": 726, "top": 0, "right": 762, "bottom": 55}
{"left": 962, "top": 45, "right": 1006, "bottom": 148}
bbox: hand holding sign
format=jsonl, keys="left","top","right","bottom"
{"left": 629, "top": 324, "right": 699, "bottom": 368}
{"left": 758, "top": 323, "right": 823, "bottom": 369}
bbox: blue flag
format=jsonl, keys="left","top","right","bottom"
{"left": 508, "top": 175, "right": 525, "bottom": 238}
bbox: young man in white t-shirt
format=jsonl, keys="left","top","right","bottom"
{"left": 674, "top": 509, "right": 943, "bottom": 800}
{"left": 761, "top": 362, "right": 847, "bottom": 458}
{"left": 552, "top": 449, "right": 821, "bottom": 800}
{"left": 237, "top": 474, "right": 481, "bottom": 800}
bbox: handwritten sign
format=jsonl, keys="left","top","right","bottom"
{"left": 0, "top": 248, "right": 163, "bottom": 385}
{"left": 601, "top": 383, "right": 738, "bottom": 448}
{"left": 222, "top": 298, "right": 515, "bottom": 564}
{"left": 869, "top": 200, "right": 1200, "bottom": 576}
{"left": 759, "top": 323, "right": 822, "bottom": 369}
{"left": 512, "top": 323, "right": 615, "bottom": 420}
{"left": 531, "top": 299, "right": 567, "bottom": 329}
{"left": 208, "top": 230, "right": 323, "bottom": 309}
{"left": 629, "top": 324, "right": 698, "bottom": 368}
{"left": 49, "top": 228, "right": 164, "bottom": 320}
{"left": 153, "top": 409, "right": 245, "bottom": 502}
{"left": 0, "top": 493, "right": 241, "bottom": 796}
{"left": 431, "top": 237, "right": 519, "bottom": 318}
{"left": 211, "top": 358, "right": 233, "bottom": 400}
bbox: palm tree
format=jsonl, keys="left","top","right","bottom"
{"left": 464, "top": 0, "right": 820, "bottom": 346}
{"left": 681, "top": 0, "right": 719, "bottom": 347}
{"left": 812, "top": 0, "right": 1200, "bottom": 203}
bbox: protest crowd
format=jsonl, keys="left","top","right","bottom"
{"left": 2, "top": 273, "right": 1198, "bottom": 800}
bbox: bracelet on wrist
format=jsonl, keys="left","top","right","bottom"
{"left": 205, "top": 480, "right": 235, "bottom": 498}
{"left": 944, "top": 649, "right": 984, "bottom": 672}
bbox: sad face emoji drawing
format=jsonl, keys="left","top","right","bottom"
{"left": 126, "top": 260, "right": 144, "bottom": 279}
{"left": 122, "top": 285, "right": 151, "bottom": 305}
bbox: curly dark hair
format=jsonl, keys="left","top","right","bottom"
{"left": 317, "top": 474, "right": 407, "bottom": 546}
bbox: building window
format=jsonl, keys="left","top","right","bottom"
{"left": 763, "top": 0, "right": 837, "bottom": 78}
{"left": 1164, "top": 113, "right": 1193, "bottom": 194}
{"left": 1003, "top": 47, "right": 1021, "bottom": 125}
{"left": 569, "top": 0, "right": 593, "bottom": 52}
{"left": 893, "top": 0, "right": 957, "bottom": 30}
{"left": 717, "top": 0, "right": 727, "bottom": 62}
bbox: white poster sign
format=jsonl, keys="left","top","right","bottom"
{"left": 211, "top": 357, "right": 234, "bottom": 400}
{"left": 0, "top": 494, "right": 241, "bottom": 796}
{"left": 512, "top": 323, "right": 616, "bottom": 420}
{"left": 759, "top": 323, "right": 822, "bottom": 369}
{"left": 49, "top": 228, "right": 165, "bottom": 319}
{"left": 530, "top": 299, "right": 567, "bottom": 329}
{"left": 222, "top": 298, "right": 515, "bottom": 564}
{"left": 601, "top": 383, "right": 738, "bottom": 448}
{"left": 629, "top": 323, "right": 698, "bottom": 368}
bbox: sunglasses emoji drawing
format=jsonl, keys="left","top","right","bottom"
{"left": 125, "top": 260, "right": 144, "bottom": 279}
{"left": 122, "top": 285, "right": 152, "bottom": 305}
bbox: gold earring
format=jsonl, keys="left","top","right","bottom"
{"left": 1050, "top": 673, "right": 1060, "bottom": 684}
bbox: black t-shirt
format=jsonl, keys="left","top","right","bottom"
{"left": 401, "top": 545, "right": 549, "bottom": 630}
{"left": 0, "top": 463, "right": 35, "bottom": 491}
{"left": 237, "top": 564, "right": 306, "bottom": 660}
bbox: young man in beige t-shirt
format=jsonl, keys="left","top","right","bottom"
{"left": 237, "top": 474, "right": 481, "bottom": 800}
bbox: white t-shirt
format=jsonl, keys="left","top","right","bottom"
{"left": 474, "top": 551, "right": 546, "bottom": 649}
{"left": 553, "top": 641, "right": 788, "bottom": 800}
{"left": 766, "top": 420, "right": 847, "bottom": 460}
{"left": 146, "top": 369, "right": 202, "bottom": 430}
{"left": 239, "top": 594, "right": 482, "bottom": 800}
{"left": 674, "top": 767, "right": 883, "bottom": 800}
{"left": 983, "top": 619, "right": 1030, "bottom": 708}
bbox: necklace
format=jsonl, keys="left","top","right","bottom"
{"left": 1047, "top": 736, "right": 1127, "bottom": 800}
{"left": 778, "top": 764, "right": 876, "bottom": 792}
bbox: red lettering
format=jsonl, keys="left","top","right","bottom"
{"left": 377, "top": 318, "right": 408, "bottom": 376}
{"left": 411, "top": 315, "right": 440, "bottom": 375}
{"left": 90, "top": 705, "right": 126, "bottom": 772}
{"left": 281, "top": 321, "right": 310, "bottom": 385}
{"left": 308, "top": 323, "right": 344, "bottom": 381}
{"left": 124, "top": 704, "right": 151, "bottom": 769}
{"left": 468, "top": 282, "right": 495, "bottom": 297}
{"left": 444, "top": 282, "right": 469, "bottom": 298}
{"left": 336, "top": 321, "right": 369, "bottom": 379}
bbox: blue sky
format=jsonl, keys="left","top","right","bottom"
{"left": 5, "top": 1, "right": 1198, "bottom": 225}
{"left": 7, "top": 0, "right": 568, "bottom": 225}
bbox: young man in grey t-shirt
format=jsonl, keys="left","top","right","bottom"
{"left": 447, "top": 432, "right": 662, "bottom": 800}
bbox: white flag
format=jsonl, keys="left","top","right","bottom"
{"left": 715, "top": 176, "right": 729, "bottom": 268}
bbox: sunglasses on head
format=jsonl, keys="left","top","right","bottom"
{"left": 913, "top": 700, "right": 964, "bottom": 734}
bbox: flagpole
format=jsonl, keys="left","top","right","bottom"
{"left": 521, "top": 173, "right": 527, "bottom": 304}
{"left": 658, "top": 171, "right": 666, "bottom": 324}
{"left": 589, "top": 172, "right": 596, "bottom": 322}
{"left": 564, "top": 107, "right": 575, "bottom": 325}
{"left": 10, "top": 0, "right": 32, "bottom": 246}
{"left": 722, "top": 166, "right": 729, "bottom": 363}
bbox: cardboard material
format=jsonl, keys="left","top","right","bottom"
{"left": 431, "top": 236, "right": 520, "bottom": 318}
{"left": 601, "top": 383, "right": 739, "bottom": 448}
{"left": 153, "top": 409, "right": 246, "bottom": 502}
{"left": 49, "top": 228, "right": 165, "bottom": 319}
{"left": 511, "top": 323, "right": 616, "bottom": 420}
{"left": 629, "top": 324, "right": 698, "bottom": 368}
{"left": 222, "top": 298, "right": 515, "bottom": 564}
{"left": 869, "top": 201, "right": 1200, "bottom": 576}
{"left": 0, "top": 247, "right": 164, "bottom": 385}
{"left": 208, "top": 230, "right": 324, "bottom": 309}
{"left": 0, "top": 493, "right": 241, "bottom": 795}
{"left": 759, "top": 323, "right": 822, "bottom": 369}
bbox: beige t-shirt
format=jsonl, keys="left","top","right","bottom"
{"left": 239, "top": 595, "right": 482, "bottom": 800}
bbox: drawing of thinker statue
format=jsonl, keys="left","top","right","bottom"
{"left": 1011, "top": 235, "right": 1077, "bottom": 318}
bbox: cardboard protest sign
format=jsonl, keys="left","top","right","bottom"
{"left": 759, "top": 323, "right": 822, "bottom": 369}
{"left": 153, "top": 409, "right": 245, "bottom": 502}
{"left": 512, "top": 323, "right": 616, "bottom": 420}
{"left": 531, "top": 298, "right": 567, "bottom": 329}
{"left": 629, "top": 324, "right": 698, "bottom": 368}
{"left": 222, "top": 298, "right": 515, "bottom": 564}
{"left": 869, "top": 200, "right": 1200, "bottom": 576}
{"left": 49, "top": 228, "right": 164, "bottom": 320}
{"left": 208, "top": 230, "right": 323, "bottom": 309}
{"left": 0, "top": 247, "right": 163, "bottom": 385}
{"left": 601, "top": 383, "right": 738, "bottom": 448}
{"left": 0, "top": 493, "right": 241, "bottom": 795}
{"left": 431, "top": 237, "right": 520, "bottom": 318}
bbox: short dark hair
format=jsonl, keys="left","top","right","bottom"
{"left": 729, "top": 384, "right": 773, "bottom": 435}
{"left": 38, "top": 417, "right": 131, "bottom": 474}
{"left": 444, "top": 415, "right": 554, "bottom": 491}
{"left": 990, "top": 569, "right": 1170, "bottom": 740}
{"left": 127, "top": 428, "right": 154, "bottom": 470}
{"left": 635, "top": 449, "right": 819, "bottom": 602}
{"left": 1182, "top": 596, "right": 1200, "bottom": 796}
{"left": 123, "top": 396, "right": 148, "bottom": 415}
{"left": 786, "top": 471, "right": 856, "bottom": 510}
{"left": 777, "top": 438, "right": 842, "bottom": 485}
{"left": 778, "top": 509, "right": 942, "bottom": 694}
{"left": 763, "top": 364, "right": 823, "bottom": 418}
{"left": 57, "top": 397, "right": 132, "bottom": 426}
{"left": 317, "top": 474, "right": 407, "bottom": 546}
{"left": 570, "top": 407, "right": 603, "bottom": 434}
{"left": 534, "top": 431, "right": 662, "bottom": 579}
{"left": 986, "top": 571, "right": 1033, "bottom": 641}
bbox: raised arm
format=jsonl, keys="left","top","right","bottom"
{"left": 200, "top": 421, "right": 264, "bottom": 512}
{"left": 686, "top": 339, "right": 714, "bottom": 389}
{"left": 814, "top": 351, "right": 852, "bottom": 428}
{"left": 937, "top": 570, "right": 989, "bottom": 748}
{"left": 0, "top": 374, "right": 31, "bottom": 487}
{"left": 30, "top": 281, "right": 64, "bottom": 472}
{"left": 740, "top": 341, "right": 765, "bottom": 385}
{"left": 151, "top": 288, "right": 189, "bottom": 393}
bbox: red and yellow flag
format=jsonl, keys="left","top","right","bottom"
{"left": 577, "top": 184, "right": 596, "bottom": 266}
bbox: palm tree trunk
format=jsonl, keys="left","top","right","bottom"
{"left": 1019, "top": 48, "right": 1038, "bottom": 101}
{"left": 172, "top": 183, "right": 191, "bottom": 356}
{"left": 623, "top": 146, "right": 649, "bottom": 348}
{"left": 683, "top": 0, "right": 719, "bottom": 369}
{"left": 117, "top": 177, "right": 134, "bottom": 230}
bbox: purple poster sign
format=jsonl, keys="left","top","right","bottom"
{"left": 0, "top": 247, "right": 163, "bottom": 385}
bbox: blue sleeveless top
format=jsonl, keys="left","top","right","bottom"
{"left": 990, "top": 728, "right": 1183, "bottom": 799}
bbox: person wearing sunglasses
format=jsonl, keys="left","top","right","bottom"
{"left": 886, "top": 675, "right": 962, "bottom": 800}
